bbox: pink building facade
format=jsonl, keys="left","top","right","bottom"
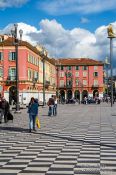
{"left": 0, "top": 35, "right": 56, "bottom": 104}
{"left": 56, "top": 58, "right": 104, "bottom": 101}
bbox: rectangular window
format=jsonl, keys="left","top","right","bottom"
{"left": 93, "top": 72, "right": 98, "bottom": 77}
{"left": 9, "top": 52, "right": 16, "bottom": 61}
{"left": 60, "top": 72, "right": 64, "bottom": 77}
{"left": 60, "top": 65, "right": 64, "bottom": 70}
{"left": 0, "top": 52, "right": 3, "bottom": 61}
{"left": 0, "top": 68, "right": 3, "bottom": 77}
{"left": 75, "top": 72, "right": 79, "bottom": 77}
{"left": 83, "top": 66, "right": 88, "bottom": 70}
{"left": 75, "top": 66, "right": 79, "bottom": 70}
{"left": 60, "top": 80, "right": 64, "bottom": 87}
{"left": 28, "top": 70, "right": 30, "bottom": 80}
{"left": 83, "top": 80, "right": 87, "bottom": 85}
{"left": 67, "top": 79, "right": 72, "bottom": 86}
{"left": 9, "top": 68, "right": 16, "bottom": 80}
{"left": 94, "top": 66, "right": 98, "bottom": 70}
{"left": 94, "top": 80, "right": 98, "bottom": 86}
{"left": 28, "top": 69, "right": 33, "bottom": 80}
{"left": 75, "top": 79, "right": 79, "bottom": 86}
{"left": 67, "top": 66, "right": 71, "bottom": 70}
{"left": 34, "top": 71, "right": 39, "bottom": 80}
{"left": 83, "top": 71, "right": 87, "bottom": 77}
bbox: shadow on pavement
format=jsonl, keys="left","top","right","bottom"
{"left": 36, "top": 132, "right": 116, "bottom": 150}
{"left": 0, "top": 126, "right": 29, "bottom": 133}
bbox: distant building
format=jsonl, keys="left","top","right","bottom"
{"left": 55, "top": 58, "right": 104, "bottom": 101}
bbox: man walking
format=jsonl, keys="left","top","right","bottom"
{"left": 47, "top": 95, "right": 55, "bottom": 116}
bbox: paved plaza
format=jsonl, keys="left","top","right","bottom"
{"left": 0, "top": 103, "right": 116, "bottom": 175}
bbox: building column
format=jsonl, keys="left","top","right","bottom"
{"left": 80, "top": 92, "right": 82, "bottom": 101}
{"left": 72, "top": 91, "right": 74, "bottom": 98}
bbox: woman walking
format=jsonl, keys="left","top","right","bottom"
{"left": 28, "top": 97, "right": 38, "bottom": 132}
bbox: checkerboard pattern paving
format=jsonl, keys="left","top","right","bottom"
{"left": 0, "top": 103, "right": 116, "bottom": 174}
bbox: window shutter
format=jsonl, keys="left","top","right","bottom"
{"left": 1, "top": 53, "right": 3, "bottom": 60}
{"left": 0, "top": 68, "right": 3, "bottom": 77}
{"left": 9, "top": 52, "right": 12, "bottom": 60}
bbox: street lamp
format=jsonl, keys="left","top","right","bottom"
{"left": 41, "top": 47, "right": 47, "bottom": 106}
{"left": 11, "top": 24, "right": 23, "bottom": 112}
{"left": 104, "top": 57, "right": 110, "bottom": 95}
{"left": 107, "top": 24, "right": 116, "bottom": 107}
{"left": 55, "top": 60, "right": 61, "bottom": 98}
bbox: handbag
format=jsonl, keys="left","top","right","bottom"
{"left": 36, "top": 116, "right": 40, "bottom": 128}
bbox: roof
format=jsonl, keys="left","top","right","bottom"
{"left": 0, "top": 35, "right": 55, "bottom": 65}
{"left": 55, "top": 58, "right": 103, "bottom": 66}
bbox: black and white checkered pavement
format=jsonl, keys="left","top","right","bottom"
{"left": 0, "top": 103, "right": 116, "bottom": 175}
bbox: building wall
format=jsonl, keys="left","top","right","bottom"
{"left": 0, "top": 39, "right": 56, "bottom": 104}
{"left": 58, "top": 64, "right": 104, "bottom": 100}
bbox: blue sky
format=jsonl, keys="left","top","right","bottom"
{"left": 0, "top": 0, "right": 116, "bottom": 31}
{"left": 0, "top": 0, "right": 116, "bottom": 73}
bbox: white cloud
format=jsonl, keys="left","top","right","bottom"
{"left": 0, "top": 0, "right": 29, "bottom": 9}
{"left": 1, "top": 19, "right": 116, "bottom": 68}
{"left": 37, "top": 0, "right": 116, "bottom": 15}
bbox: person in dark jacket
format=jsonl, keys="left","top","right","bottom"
{"left": 0, "top": 97, "right": 3, "bottom": 123}
{"left": 47, "top": 95, "right": 55, "bottom": 116}
{"left": 2, "top": 98, "right": 10, "bottom": 123}
{"left": 28, "top": 97, "right": 38, "bottom": 132}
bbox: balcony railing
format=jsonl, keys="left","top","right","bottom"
{"left": 7, "top": 76, "right": 16, "bottom": 81}
{"left": 59, "top": 84, "right": 72, "bottom": 88}
{"left": 92, "top": 84, "right": 99, "bottom": 88}
{"left": 32, "top": 77, "right": 38, "bottom": 83}
{"left": 6, "top": 76, "right": 16, "bottom": 85}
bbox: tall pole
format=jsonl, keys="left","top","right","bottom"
{"left": 14, "top": 24, "right": 20, "bottom": 112}
{"left": 11, "top": 24, "right": 23, "bottom": 112}
{"left": 107, "top": 24, "right": 116, "bottom": 107}
{"left": 43, "top": 56, "right": 45, "bottom": 106}
{"left": 110, "top": 38, "right": 113, "bottom": 107}
{"left": 56, "top": 66, "right": 59, "bottom": 98}
{"left": 66, "top": 71, "right": 68, "bottom": 102}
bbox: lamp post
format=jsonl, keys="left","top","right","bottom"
{"left": 11, "top": 24, "right": 23, "bottom": 112}
{"left": 65, "top": 71, "right": 68, "bottom": 102}
{"left": 107, "top": 24, "right": 116, "bottom": 107}
{"left": 55, "top": 60, "right": 61, "bottom": 98}
{"left": 56, "top": 66, "right": 59, "bottom": 98}
{"left": 41, "top": 47, "right": 47, "bottom": 106}
{"left": 104, "top": 57, "right": 110, "bottom": 95}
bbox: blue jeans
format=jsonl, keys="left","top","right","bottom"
{"left": 48, "top": 106, "right": 54, "bottom": 116}
{"left": 29, "top": 114, "right": 36, "bottom": 130}
{"left": 53, "top": 104, "right": 57, "bottom": 115}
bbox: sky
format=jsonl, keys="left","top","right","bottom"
{"left": 0, "top": 0, "right": 116, "bottom": 73}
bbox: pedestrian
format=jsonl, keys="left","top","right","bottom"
{"left": 53, "top": 96, "right": 58, "bottom": 116}
{"left": 2, "top": 98, "right": 10, "bottom": 123}
{"left": 27, "top": 97, "right": 38, "bottom": 132}
{"left": 0, "top": 97, "right": 3, "bottom": 123}
{"left": 47, "top": 95, "right": 55, "bottom": 116}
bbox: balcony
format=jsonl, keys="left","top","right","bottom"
{"left": 59, "top": 84, "right": 72, "bottom": 89}
{"left": 66, "top": 84, "right": 72, "bottom": 89}
{"left": 92, "top": 84, "right": 99, "bottom": 89}
{"left": 32, "top": 77, "right": 38, "bottom": 83}
{"left": 6, "top": 76, "right": 16, "bottom": 85}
